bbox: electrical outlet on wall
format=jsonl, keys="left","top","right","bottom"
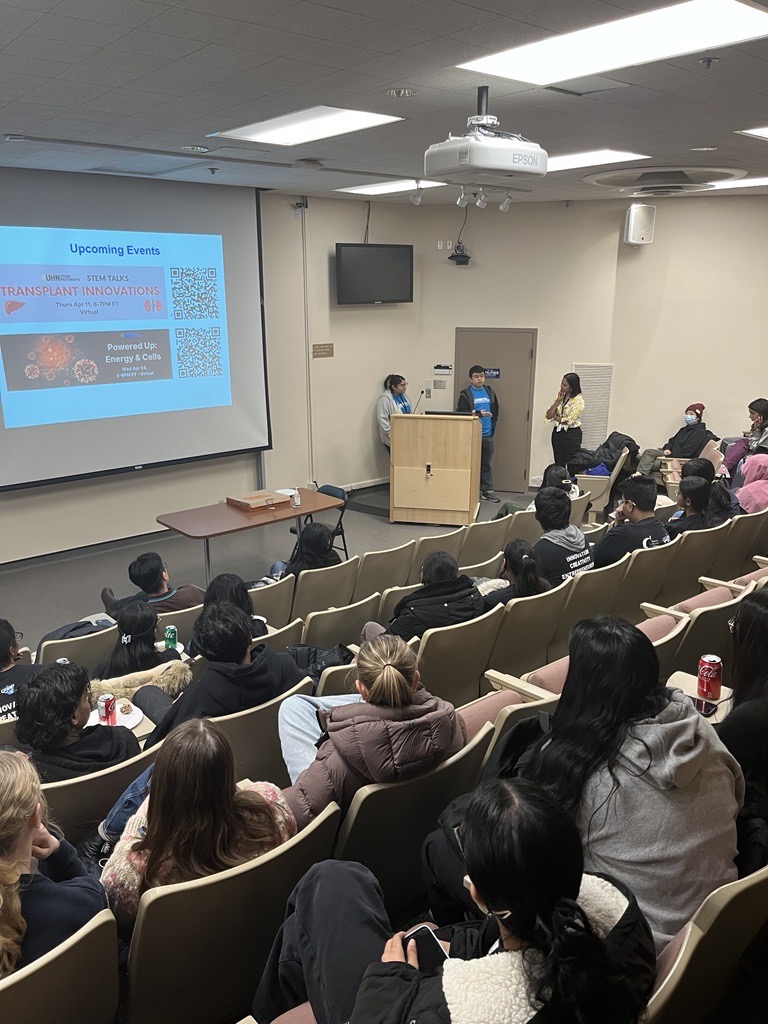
{"left": 446, "top": 240, "right": 453, "bottom": 249}
{"left": 436, "top": 240, "right": 443, "bottom": 250}
{"left": 433, "top": 379, "right": 447, "bottom": 390}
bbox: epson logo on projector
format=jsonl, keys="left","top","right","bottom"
{"left": 512, "top": 153, "right": 542, "bottom": 166}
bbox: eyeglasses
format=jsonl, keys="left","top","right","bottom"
{"left": 14, "top": 631, "right": 23, "bottom": 643}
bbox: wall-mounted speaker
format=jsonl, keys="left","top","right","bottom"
{"left": 623, "top": 203, "right": 656, "bottom": 245}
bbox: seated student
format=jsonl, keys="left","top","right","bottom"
{"left": 592, "top": 476, "right": 670, "bottom": 568}
{"left": 636, "top": 402, "right": 717, "bottom": 475}
{"left": 718, "top": 589, "right": 768, "bottom": 841}
{"left": 422, "top": 617, "right": 743, "bottom": 953}
{"left": 137, "top": 603, "right": 304, "bottom": 749}
{"left": 493, "top": 463, "right": 580, "bottom": 519}
{"left": 187, "top": 573, "right": 268, "bottom": 657}
{"left": 252, "top": 778, "right": 655, "bottom": 1024}
{"left": 101, "top": 551, "right": 203, "bottom": 617}
{"left": 532, "top": 487, "right": 594, "bottom": 587}
{"left": 101, "top": 719, "right": 294, "bottom": 935}
{"left": 270, "top": 523, "right": 341, "bottom": 581}
{"left": 735, "top": 453, "right": 768, "bottom": 515}
{"left": 665, "top": 457, "right": 741, "bottom": 525}
{"left": 0, "top": 619, "right": 42, "bottom": 721}
{"left": 281, "top": 634, "right": 465, "bottom": 829}
{"left": 483, "top": 539, "right": 551, "bottom": 609}
{"left": 91, "top": 602, "right": 181, "bottom": 681}
{"left": 666, "top": 476, "right": 711, "bottom": 538}
{"left": 365, "top": 552, "right": 484, "bottom": 643}
{"left": 720, "top": 398, "right": 768, "bottom": 481}
{"left": 0, "top": 752, "right": 107, "bottom": 978}
{"left": 14, "top": 662, "right": 140, "bottom": 783}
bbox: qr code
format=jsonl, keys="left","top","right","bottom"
{"left": 175, "top": 327, "right": 222, "bottom": 378}
{"left": 170, "top": 267, "right": 220, "bottom": 319}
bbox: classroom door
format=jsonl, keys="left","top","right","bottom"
{"left": 454, "top": 328, "right": 537, "bottom": 494}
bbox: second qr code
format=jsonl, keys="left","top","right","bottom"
{"left": 176, "top": 328, "right": 223, "bottom": 379}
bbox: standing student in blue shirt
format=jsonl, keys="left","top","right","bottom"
{"left": 457, "top": 365, "right": 500, "bottom": 502}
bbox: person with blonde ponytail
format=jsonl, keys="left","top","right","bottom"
{"left": 0, "top": 752, "right": 106, "bottom": 978}
{"left": 281, "top": 635, "right": 466, "bottom": 830}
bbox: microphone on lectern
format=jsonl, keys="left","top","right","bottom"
{"left": 412, "top": 390, "right": 426, "bottom": 414}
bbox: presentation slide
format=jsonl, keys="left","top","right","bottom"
{"left": 0, "top": 227, "right": 230, "bottom": 429}
{"left": 0, "top": 172, "right": 271, "bottom": 492}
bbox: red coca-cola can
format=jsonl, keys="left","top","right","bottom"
{"left": 97, "top": 693, "right": 117, "bottom": 726}
{"left": 697, "top": 655, "right": 722, "bottom": 700}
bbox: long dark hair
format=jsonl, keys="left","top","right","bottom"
{"left": 99, "top": 602, "right": 161, "bottom": 679}
{"left": 134, "top": 719, "right": 283, "bottom": 891}
{"left": 525, "top": 617, "right": 666, "bottom": 815}
{"left": 203, "top": 573, "right": 251, "bottom": 616}
{"left": 503, "top": 539, "right": 550, "bottom": 598}
{"left": 539, "top": 464, "right": 573, "bottom": 492}
{"left": 732, "top": 590, "right": 768, "bottom": 709}
{"left": 383, "top": 374, "right": 405, "bottom": 393}
{"left": 286, "top": 522, "right": 337, "bottom": 575}
{"left": 462, "top": 778, "right": 645, "bottom": 1024}
{"left": 748, "top": 398, "right": 768, "bottom": 426}
{"left": 704, "top": 480, "right": 733, "bottom": 528}
{"left": 564, "top": 372, "right": 582, "bottom": 397}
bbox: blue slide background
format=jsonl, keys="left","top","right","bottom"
{"left": 0, "top": 226, "right": 231, "bottom": 429}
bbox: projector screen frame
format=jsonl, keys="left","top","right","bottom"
{"left": 0, "top": 187, "right": 273, "bottom": 494}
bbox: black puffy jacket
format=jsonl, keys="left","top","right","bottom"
{"left": 388, "top": 576, "right": 484, "bottom": 641}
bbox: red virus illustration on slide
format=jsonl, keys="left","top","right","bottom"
{"left": 23, "top": 334, "right": 99, "bottom": 387}
{"left": 72, "top": 358, "right": 98, "bottom": 384}
{"left": 4, "top": 300, "right": 25, "bottom": 315}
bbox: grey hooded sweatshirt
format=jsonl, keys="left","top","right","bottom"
{"left": 533, "top": 524, "right": 594, "bottom": 586}
{"left": 575, "top": 689, "right": 744, "bottom": 952}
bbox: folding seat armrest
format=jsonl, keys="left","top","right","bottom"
{"left": 698, "top": 576, "right": 744, "bottom": 594}
{"left": 754, "top": 556, "right": 768, "bottom": 567}
{"left": 484, "top": 670, "right": 553, "bottom": 702}
{"left": 640, "top": 602, "right": 687, "bottom": 620}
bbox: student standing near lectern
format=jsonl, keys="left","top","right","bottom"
{"left": 457, "top": 365, "right": 499, "bottom": 502}
{"left": 376, "top": 374, "right": 411, "bottom": 448}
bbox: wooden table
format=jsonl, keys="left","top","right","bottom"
{"left": 668, "top": 671, "right": 733, "bottom": 725}
{"left": 156, "top": 487, "right": 343, "bottom": 584}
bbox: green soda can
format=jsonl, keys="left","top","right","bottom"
{"left": 164, "top": 625, "right": 178, "bottom": 650}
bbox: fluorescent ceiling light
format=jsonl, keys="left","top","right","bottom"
{"left": 457, "top": 0, "right": 768, "bottom": 85}
{"left": 737, "top": 125, "right": 768, "bottom": 140}
{"left": 335, "top": 179, "right": 446, "bottom": 195}
{"left": 547, "top": 149, "right": 651, "bottom": 172}
{"left": 708, "top": 176, "right": 768, "bottom": 190}
{"left": 214, "top": 106, "right": 402, "bottom": 146}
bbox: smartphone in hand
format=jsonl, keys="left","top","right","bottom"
{"left": 402, "top": 924, "right": 448, "bottom": 972}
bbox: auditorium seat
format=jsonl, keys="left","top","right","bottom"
{"left": 376, "top": 582, "right": 420, "bottom": 625}
{"left": 249, "top": 575, "right": 296, "bottom": 629}
{"left": 39, "top": 624, "right": 118, "bottom": 674}
{"left": 155, "top": 603, "right": 202, "bottom": 648}
{"left": 406, "top": 529, "right": 466, "bottom": 584}
{"left": 610, "top": 538, "right": 681, "bottom": 625}
{"left": 546, "top": 554, "right": 631, "bottom": 662}
{"left": 259, "top": 618, "right": 303, "bottom": 654}
{"left": 708, "top": 509, "right": 768, "bottom": 581}
{"left": 459, "top": 552, "right": 503, "bottom": 578}
{"left": 654, "top": 521, "right": 731, "bottom": 608}
{"left": 575, "top": 447, "right": 629, "bottom": 523}
{"left": 302, "top": 593, "right": 381, "bottom": 648}
{"left": 457, "top": 515, "right": 510, "bottom": 567}
{"left": 351, "top": 539, "right": 415, "bottom": 602}
{"left": 415, "top": 604, "right": 504, "bottom": 706}
{"left": 569, "top": 490, "right": 591, "bottom": 526}
{"left": 291, "top": 557, "right": 360, "bottom": 620}
{"left": 484, "top": 578, "right": 573, "bottom": 682}
{"left": 504, "top": 509, "right": 543, "bottom": 546}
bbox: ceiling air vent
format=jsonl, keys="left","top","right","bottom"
{"left": 584, "top": 165, "right": 745, "bottom": 196}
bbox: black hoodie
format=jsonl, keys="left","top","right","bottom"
{"left": 143, "top": 645, "right": 305, "bottom": 748}
{"left": 663, "top": 421, "right": 717, "bottom": 459}
{"left": 30, "top": 725, "right": 140, "bottom": 783}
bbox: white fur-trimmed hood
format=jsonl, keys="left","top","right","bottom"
{"left": 441, "top": 874, "right": 629, "bottom": 1024}
{"left": 91, "top": 659, "right": 191, "bottom": 701}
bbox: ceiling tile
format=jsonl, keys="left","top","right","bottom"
{"left": 186, "top": 43, "right": 273, "bottom": 69}
{"left": 2, "top": 34, "right": 98, "bottom": 62}
{"left": 257, "top": 2, "right": 375, "bottom": 39}
{"left": 0, "top": 0, "right": 60, "bottom": 10}
{"left": 0, "top": 53, "right": 72, "bottom": 77}
{"left": 24, "top": 13, "right": 132, "bottom": 45}
{"left": 24, "top": 79, "right": 112, "bottom": 106}
{"left": 0, "top": 6, "right": 45, "bottom": 32}
{"left": 221, "top": 24, "right": 312, "bottom": 54}
{"left": 107, "top": 29, "right": 205, "bottom": 58}
{"left": 50, "top": 0, "right": 170, "bottom": 29}
{"left": 333, "top": 21, "right": 440, "bottom": 53}
{"left": 284, "top": 39, "right": 375, "bottom": 68}
{"left": 73, "top": 48, "right": 170, "bottom": 75}
{"left": 253, "top": 57, "right": 335, "bottom": 82}
{"left": 175, "top": 0, "right": 299, "bottom": 20}
{"left": 397, "top": 0, "right": 497, "bottom": 33}
{"left": 138, "top": 8, "right": 245, "bottom": 41}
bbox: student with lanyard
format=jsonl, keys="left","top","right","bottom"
{"left": 545, "top": 372, "right": 585, "bottom": 470}
{"left": 457, "top": 365, "right": 500, "bottom": 502}
{"left": 376, "top": 374, "right": 412, "bottom": 449}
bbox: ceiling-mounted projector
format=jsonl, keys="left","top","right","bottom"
{"left": 424, "top": 86, "right": 547, "bottom": 188}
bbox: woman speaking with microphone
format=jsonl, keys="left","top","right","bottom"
{"left": 376, "top": 374, "right": 411, "bottom": 449}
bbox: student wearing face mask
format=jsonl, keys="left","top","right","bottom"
{"left": 635, "top": 403, "right": 717, "bottom": 476}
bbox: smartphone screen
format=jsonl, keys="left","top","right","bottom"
{"left": 692, "top": 697, "right": 718, "bottom": 717}
{"left": 402, "top": 925, "right": 448, "bottom": 972}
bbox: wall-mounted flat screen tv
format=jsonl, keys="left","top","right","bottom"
{"left": 335, "top": 243, "right": 413, "bottom": 305}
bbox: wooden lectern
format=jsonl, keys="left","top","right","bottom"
{"left": 390, "top": 414, "right": 480, "bottom": 526}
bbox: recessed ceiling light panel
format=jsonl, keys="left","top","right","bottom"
{"left": 547, "top": 149, "right": 651, "bottom": 172}
{"left": 457, "top": 0, "right": 768, "bottom": 85}
{"left": 709, "top": 175, "right": 768, "bottom": 189}
{"left": 214, "top": 106, "right": 402, "bottom": 146}
{"left": 335, "top": 179, "right": 445, "bottom": 195}
{"left": 737, "top": 125, "right": 768, "bottom": 140}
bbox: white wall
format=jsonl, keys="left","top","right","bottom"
{"left": 4, "top": 172, "right": 768, "bottom": 562}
